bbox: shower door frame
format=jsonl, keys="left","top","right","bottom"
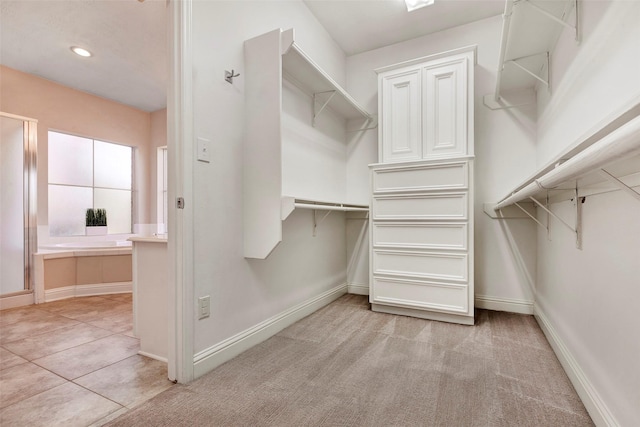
{"left": 0, "top": 112, "right": 38, "bottom": 305}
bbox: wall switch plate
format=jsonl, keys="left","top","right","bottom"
{"left": 198, "top": 295, "right": 210, "bottom": 319}
{"left": 197, "top": 137, "right": 211, "bottom": 163}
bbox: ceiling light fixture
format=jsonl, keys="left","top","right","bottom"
{"left": 405, "top": 0, "right": 435, "bottom": 12}
{"left": 70, "top": 46, "right": 92, "bottom": 57}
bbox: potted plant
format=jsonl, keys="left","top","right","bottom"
{"left": 85, "top": 208, "right": 108, "bottom": 235}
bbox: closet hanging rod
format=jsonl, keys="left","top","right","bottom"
{"left": 494, "top": 115, "right": 640, "bottom": 210}
{"left": 294, "top": 202, "right": 369, "bottom": 212}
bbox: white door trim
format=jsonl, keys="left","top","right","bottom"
{"left": 167, "top": 0, "right": 195, "bottom": 383}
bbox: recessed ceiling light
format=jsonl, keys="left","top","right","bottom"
{"left": 70, "top": 46, "right": 92, "bottom": 57}
{"left": 405, "top": 0, "right": 435, "bottom": 12}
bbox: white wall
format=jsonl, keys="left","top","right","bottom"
{"left": 191, "top": 0, "right": 350, "bottom": 357}
{"left": 345, "top": 16, "right": 538, "bottom": 306}
{"left": 537, "top": 0, "right": 640, "bottom": 166}
{"left": 534, "top": 1, "right": 640, "bottom": 425}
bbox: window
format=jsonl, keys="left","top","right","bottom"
{"left": 48, "top": 131, "right": 133, "bottom": 236}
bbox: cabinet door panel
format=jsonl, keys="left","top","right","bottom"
{"left": 380, "top": 69, "right": 422, "bottom": 163}
{"left": 423, "top": 58, "right": 467, "bottom": 158}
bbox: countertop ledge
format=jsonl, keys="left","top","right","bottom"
{"left": 128, "top": 236, "right": 168, "bottom": 244}
{"left": 35, "top": 248, "right": 132, "bottom": 258}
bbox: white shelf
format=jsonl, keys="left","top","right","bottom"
{"left": 488, "top": 111, "right": 640, "bottom": 249}
{"left": 494, "top": 114, "right": 640, "bottom": 209}
{"left": 244, "top": 28, "right": 374, "bottom": 259}
{"left": 486, "top": 0, "right": 577, "bottom": 109}
{"left": 281, "top": 196, "right": 368, "bottom": 221}
{"left": 281, "top": 29, "right": 374, "bottom": 123}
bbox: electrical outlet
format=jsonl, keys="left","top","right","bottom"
{"left": 198, "top": 295, "right": 210, "bottom": 319}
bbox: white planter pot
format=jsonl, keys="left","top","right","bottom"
{"left": 86, "top": 226, "right": 108, "bottom": 236}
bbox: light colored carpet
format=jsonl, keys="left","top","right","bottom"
{"left": 107, "top": 295, "right": 593, "bottom": 426}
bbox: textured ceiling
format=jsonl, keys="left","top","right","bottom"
{"left": 0, "top": 0, "right": 167, "bottom": 112}
{"left": 0, "top": 0, "right": 505, "bottom": 113}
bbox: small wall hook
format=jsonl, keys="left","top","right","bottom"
{"left": 225, "top": 69, "right": 240, "bottom": 84}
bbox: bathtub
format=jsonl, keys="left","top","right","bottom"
{"left": 41, "top": 240, "right": 132, "bottom": 250}
{"left": 34, "top": 240, "right": 133, "bottom": 303}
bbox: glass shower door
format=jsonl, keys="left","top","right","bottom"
{"left": 1, "top": 113, "right": 37, "bottom": 296}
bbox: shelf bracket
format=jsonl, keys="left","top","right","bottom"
{"left": 522, "top": 0, "right": 579, "bottom": 42}
{"left": 529, "top": 192, "right": 583, "bottom": 249}
{"left": 505, "top": 52, "right": 550, "bottom": 89}
{"left": 313, "top": 209, "right": 333, "bottom": 237}
{"left": 346, "top": 116, "right": 378, "bottom": 133}
{"left": 312, "top": 90, "right": 336, "bottom": 127}
{"left": 513, "top": 202, "right": 548, "bottom": 231}
{"left": 599, "top": 169, "right": 640, "bottom": 202}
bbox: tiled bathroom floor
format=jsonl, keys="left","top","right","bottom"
{"left": 0, "top": 294, "right": 174, "bottom": 426}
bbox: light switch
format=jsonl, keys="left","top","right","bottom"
{"left": 198, "top": 295, "right": 210, "bottom": 319}
{"left": 197, "top": 137, "right": 211, "bottom": 163}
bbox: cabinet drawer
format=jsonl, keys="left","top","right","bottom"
{"left": 372, "top": 193, "right": 467, "bottom": 220}
{"left": 373, "top": 249, "right": 467, "bottom": 282}
{"left": 373, "top": 161, "right": 468, "bottom": 193}
{"left": 373, "top": 222, "right": 467, "bottom": 250}
{"left": 371, "top": 276, "right": 468, "bottom": 313}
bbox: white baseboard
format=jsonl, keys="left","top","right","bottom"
{"left": 193, "top": 283, "right": 348, "bottom": 379}
{"left": 0, "top": 292, "right": 35, "bottom": 310}
{"left": 534, "top": 303, "right": 619, "bottom": 427}
{"left": 44, "top": 282, "right": 132, "bottom": 302}
{"left": 372, "top": 303, "right": 474, "bottom": 325}
{"left": 347, "top": 283, "right": 369, "bottom": 295}
{"left": 475, "top": 295, "right": 533, "bottom": 314}
{"left": 138, "top": 350, "right": 168, "bottom": 364}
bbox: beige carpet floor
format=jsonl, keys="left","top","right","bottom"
{"left": 107, "top": 295, "right": 593, "bottom": 426}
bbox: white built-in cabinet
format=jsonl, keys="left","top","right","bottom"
{"left": 378, "top": 47, "right": 475, "bottom": 163}
{"left": 244, "top": 28, "right": 374, "bottom": 259}
{"left": 371, "top": 46, "right": 476, "bottom": 325}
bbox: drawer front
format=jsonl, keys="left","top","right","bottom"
{"left": 373, "top": 193, "right": 467, "bottom": 220}
{"left": 373, "top": 161, "right": 468, "bottom": 193}
{"left": 373, "top": 249, "right": 467, "bottom": 282}
{"left": 373, "top": 222, "right": 467, "bottom": 250}
{"left": 371, "top": 276, "right": 468, "bottom": 313}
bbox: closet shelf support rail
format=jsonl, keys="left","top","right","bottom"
{"left": 293, "top": 202, "right": 369, "bottom": 212}
{"left": 505, "top": 52, "right": 550, "bottom": 88}
{"left": 494, "top": 114, "right": 640, "bottom": 210}
{"left": 598, "top": 169, "right": 640, "bottom": 202}
{"left": 312, "top": 210, "right": 333, "bottom": 237}
{"left": 529, "top": 193, "right": 583, "bottom": 249}
{"left": 522, "top": 0, "right": 579, "bottom": 41}
{"left": 312, "top": 90, "right": 337, "bottom": 127}
{"left": 514, "top": 201, "right": 547, "bottom": 230}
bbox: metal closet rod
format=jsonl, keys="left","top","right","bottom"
{"left": 494, "top": 115, "right": 640, "bottom": 210}
{"left": 294, "top": 202, "right": 369, "bottom": 212}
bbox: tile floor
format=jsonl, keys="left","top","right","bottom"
{"left": 0, "top": 294, "right": 174, "bottom": 427}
